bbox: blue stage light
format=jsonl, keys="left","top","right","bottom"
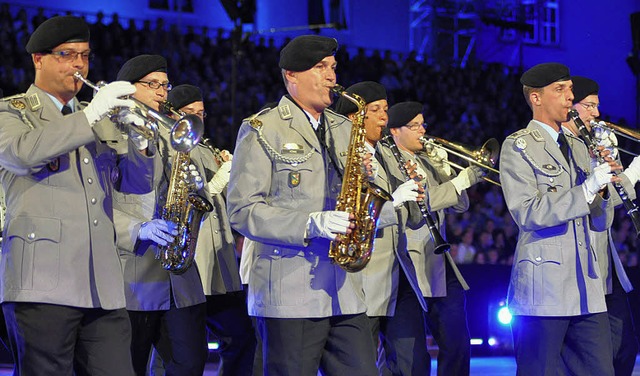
{"left": 497, "top": 306, "right": 512, "bottom": 325}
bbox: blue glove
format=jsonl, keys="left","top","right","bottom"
{"left": 139, "top": 219, "right": 178, "bottom": 246}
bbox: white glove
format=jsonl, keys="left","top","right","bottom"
{"left": 83, "top": 81, "right": 135, "bottom": 125}
{"left": 207, "top": 160, "right": 232, "bottom": 194}
{"left": 138, "top": 219, "right": 178, "bottom": 246}
{"left": 622, "top": 155, "right": 640, "bottom": 185}
{"left": 450, "top": 166, "right": 484, "bottom": 194}
{"left": 185, "top": 163, "right": 204, "bottom": 191}
{"left": 307, "top": 211, "right": 351, "bottom": 241}
{"left": 583, "top": 162, "right": 614, "bottom": 198}
{"left": 391, "top": 180, "right": 420, "bottom": 208}
{"left": 593, "top": 124, "right": 619, "bottom": 160}
{"left": 426, "top": 147, "right": 452, "bottom": 176}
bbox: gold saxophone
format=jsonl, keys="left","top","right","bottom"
{"left": 328, "top": 85, "right": 392, "bottom": 272}
{"left": 156, "top": 107, "right": 213, "bottom": 274}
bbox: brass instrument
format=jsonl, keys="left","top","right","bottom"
{"left": 329, "top": 84, "right": 392, "bottom": 272}
{"left": 570, "top": 109, "right": 640, "bottom": 238}
{"left": 154, "top": 103, "right": 212, "bottom": 274}
{"left": 420, "top": 136, "right": 501, "bottom": 186}
{"left": 74, "top": 73, "right": 202, "bottom": 153}
{"left": 590, "top": 120, "right": 640, "bottom": 157}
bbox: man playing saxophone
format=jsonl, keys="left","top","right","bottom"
{"left": 226, "top": 35, "right": 378, "bottom": 375}
{"left": 111, "top": 55, "right": 209, "bottom": 376}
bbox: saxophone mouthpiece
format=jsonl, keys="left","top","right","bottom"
{"left": 330, "top": 84, "right": 345, "bottom": 94}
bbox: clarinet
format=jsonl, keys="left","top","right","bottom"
{"left": 569, "top": 109, "right": 640, "bottom": 238}
{"left": 381, "top": 134, "right": 451, "bottom": 254}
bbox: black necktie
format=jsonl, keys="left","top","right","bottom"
{"left": 314, "top": 121, "right": 326, "bottom": 148}
{"left": 61, "top": 105, "right": 72, "bottom": 115}
{"left": 557, "top": 132, "right": 571, "bottom": 164}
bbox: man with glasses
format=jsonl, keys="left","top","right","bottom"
{"left": 501, "top": 63, "right": 620, "bottom": 375}
{"left": 377, "top": 101, "right": 481, "bottom": 375}
{"left": 145, "top": 84, "right": 257, "bottom": 376}
{"left": 0, "top": 16, "right": 159, "bottom": 375}
{"left": 112, "top": 56, "right": 209, "bottom": 376}
{"left": 561, "top": 76, "right": 640, "bottom": 376}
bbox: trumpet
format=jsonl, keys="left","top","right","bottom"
{"left": 420, "top": 136, "right": 501, "bottom": 186}
{"left": 74, "top": 73, "right": 204, "bottom": 153}
{"left": 590, "top": 119, "right": 640, "bottom": 157}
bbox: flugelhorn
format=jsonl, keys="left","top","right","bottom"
{"left": 74, "top": 72, "right": 204, "bottom": 153}
{"left": 420, "top": 136, "right": 501, "bottom": 186}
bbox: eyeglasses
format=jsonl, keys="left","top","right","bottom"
{"left": 184, "top": 110, "right": 207, "bottom": 119}
{"left": 404, "top": 122, "right": 427, "bottom": 131}
{"left": 136, "top": 81, "right": 173, "bottom": 91}
{"left": 46, "top": 50, "right": 94, "bottom": 62}
{"left": 579, "top": 102, "right": 600, "bottom": 111}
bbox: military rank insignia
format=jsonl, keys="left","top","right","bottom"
{"left": 288, "top": 171, "right": 300, "bottom": 187}
{"left": 10, "top": 99, "right": 26, "bottom": 110}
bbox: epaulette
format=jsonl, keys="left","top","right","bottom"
{"left": 1, "top": 93, "right": 26, "bottom": 102}
{"left": 1, "top": 93, "right": 36, "bottom": 129}
{"left": 242, "top": 106, "right": 273, "bottom": 129}
{"left": 506, "top": 129, "right": 531, "bottom": 140}
{"left": 324, "top": 107, "right": 350, "bottom": 122}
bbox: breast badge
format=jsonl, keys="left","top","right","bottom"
{"left": 288, "top": 171, "right": 301, "bottom": 187}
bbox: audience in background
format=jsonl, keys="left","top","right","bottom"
{"left": 1, "top": 3, "right": 639, "bottom": 266}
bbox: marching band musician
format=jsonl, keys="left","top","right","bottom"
{"left": 379, "top": 101, "right": 482, "bottom": 375}
{"left": 226, "top": 35, "right": 378, "bottom": 375}
{"left": 0, "top": 16, "right": 158, "bottom": 375}
{"left": 500, "top": 62, "right": 620, "bottom": 375}
{"left": 333, "top": 82, "right": 428, "bottom": 374}
{"left": 163, "top": 84, "right": 256, "bottom": 376}
{"left": 111, "top": 55, "right": 208, "bottom": 376}
{"left": 560, "top": 76, "right": 639, "bottom": 376}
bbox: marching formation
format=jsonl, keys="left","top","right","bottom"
{"left": 0, "top": 12, "right": 638, "bottom": 376}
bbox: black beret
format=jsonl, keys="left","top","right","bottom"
{"left": 571, "top": 76, "right": 599, "bottom": 104}
{"left": 167, "top": 84, "right": 202, "bottom": 110}
{"left": 334, "top": 81, "right": 387, "bottom": 116}
{"left": 520, "top": 62, "right": 570, "bottom": 88}
{"left": 387, "top": 101, "right": 423, "bottom": 129}
{"left": 116, "top": 54, "right": 167, "bottom": 82}
{"left": 279, "top": 35, "right": 338, "bottom": 72}
{"left": 26, "top": 16, "right": 89, "bottom": 53}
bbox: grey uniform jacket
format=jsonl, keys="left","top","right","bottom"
{"left": 191, "top": 145, "right": 242, "bottom": 295}
{"left": 380, "top": 145, "right": 470, "bottom": 298}
{"left": 360, "top": 145, "right": 427, "bottom": 316}
{"left": 227, "top": 96, "right": 367, "bottom": 318}
{"left": 500, "top": 121, "right": 613, "bottom": 317}
{"left": 113, "top": 123, "right": 206, "bottom": 311}
{"left": 0, "top": 85, "right": 157, "bottom": 309}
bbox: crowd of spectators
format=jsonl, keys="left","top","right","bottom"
{"left": 1, "top": 3, "right": 639, "bottom": 267}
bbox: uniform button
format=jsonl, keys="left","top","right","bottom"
{"left": 549, "top": 178, "right": 554, "bottom": 183}
{"left": 27, "top": 233, "right": 35, "bottom": 240}
{"left": 576, "top": 220, "right": 581, "bottom": 226}
{"left": 213, "top": 215, "right": 218, "bottom": 219}
{"left": 93, "top": 219, "right": 99, "bottom": 226}
{"left": 578, "top": 241, "right": 583, "bottom": 246}
{"left": 273, "top": 249, "right": 280, "bottom": 255}
{"left": 91, "top": 198, "right": 97, "bottom": 204}
{"left": 87, "top": 178, "right": 93, "bottom": 184}
{"left": 535, "top": 256, "right": 542, "bottom": 262}
{"left": 214, "top": 230, "right": 219, "bottom": 234}
{"left": 83, "top": 157, "right": 89, "bottom": 164}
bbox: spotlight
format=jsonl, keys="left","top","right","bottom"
{"left": 497, "top": 306, "right": 513, "bottom": 325}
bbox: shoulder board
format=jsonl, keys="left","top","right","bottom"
{"left": 1, "top": 93, "right": 26, "bottom": 102}
{"left": 243, "top": 106, "right": 273, "bottom": 129}
{"left": 506, "top": 129, "right": 530, "bottom": 140}
{"left": 324, "top": 107, "right": 350, "bottom": 123}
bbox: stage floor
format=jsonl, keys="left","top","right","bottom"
{"left": 0, "top": 356, "right": 639, "bottom": 375}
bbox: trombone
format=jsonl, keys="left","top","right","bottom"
{"left": 590, "top": 120, "right": 640, "bottom": 157}
{"left": 420, "top": 136, "right": 501, "bottom": 186}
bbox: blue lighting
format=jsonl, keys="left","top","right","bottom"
{"left": 497, "top": 307, "right": 512, "bottom": 325}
